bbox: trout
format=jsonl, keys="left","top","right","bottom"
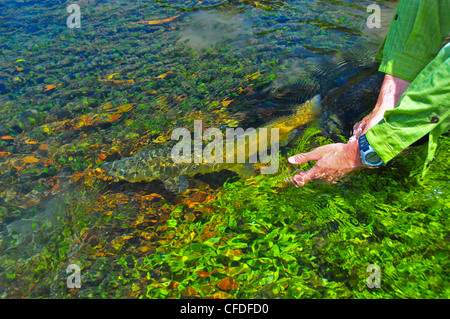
{"left": 103, "top": 95, "right": 321, "bottom": 193}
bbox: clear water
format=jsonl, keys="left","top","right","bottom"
{"left": 6, "top": 0, "right": 447, "bottom": 300}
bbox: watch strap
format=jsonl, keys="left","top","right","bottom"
{"left": 359, "top": 134, "right": 383, "bottom": 166}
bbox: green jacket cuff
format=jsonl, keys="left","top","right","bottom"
{"left": 365, "top": 119, "right": 408, "bottom": 163}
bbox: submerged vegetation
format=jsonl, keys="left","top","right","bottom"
{"left": 129, "top": 129, "right": 450, "bottom": 299}
{"left": 1, "top": 123, "right": 448, "bottom": 299}
{"left": 0, "top": 0, "right": 448, "bottom": 299}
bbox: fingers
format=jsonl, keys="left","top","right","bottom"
{"left": 352, "top": 121, "right": 365, "bottom": 138}
{"left": 288, "top": 147, "right": 324, "bottom": 165}
{"left": 286, "top": 166, "right": 319, "bottom": 187}
{"left": 286, "top": 147, "right": 327, "bottom": 186}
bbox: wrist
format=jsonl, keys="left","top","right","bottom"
{"left": 347, "top": 138, "right": 367, "bottom": 168}
{"left": 358, "top": 134, "right": 384, "bottom": 167}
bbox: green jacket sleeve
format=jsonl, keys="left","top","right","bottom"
{"left": 366, "top": 0, "right": 450, "bottom": 176}
{"left": 375, "top": 0, "right": 450, "bottom": 83}
{"left": 367, "top": 42, "right": 450, "bottom": 176}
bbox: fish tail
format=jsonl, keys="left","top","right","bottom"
{"left": 296, "top": 94, "right": 322, "bottom": 117}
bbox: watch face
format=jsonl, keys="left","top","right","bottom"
{"left": 366, "top": 152, "right": 382, "bottom": 164}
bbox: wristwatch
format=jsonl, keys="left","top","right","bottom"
{"left": 358, "top": 134, "right": 383, "bottom": 166}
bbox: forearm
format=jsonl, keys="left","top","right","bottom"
{"left": 373, "top": 74, "right": 411, "bottom": 112}
{"left": 351, "top": 73, "right": 411, "bottom": 138}
{"left": 361, "top": 74, "right": 411, "bottom": 135}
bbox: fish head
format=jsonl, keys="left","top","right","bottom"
{"left": 103, "top": 148, "right": 172, "bottom": 183}
{"left": 103, "top": 160, "right": 131, "bottom": 181}
{"left": 103, "top": 157, "right": 156, "bottom": 182}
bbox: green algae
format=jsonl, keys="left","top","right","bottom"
{"left": 0, "top": 126, "right": 448, "bottom": 299}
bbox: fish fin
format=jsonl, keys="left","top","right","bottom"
{"left": 162, "top": 175, "right": 189, "bottom": 194}
{"left": 233, "top": 163, "right": 255, "bottom": 180}
{"left": 297, "top": 94, "right": 321, "bottom": 116}
{"left": 321, "top": 114, "right": 346, "bottom": 142}
{"left": 280, "top": 129, "right": 298, "bottom": 147}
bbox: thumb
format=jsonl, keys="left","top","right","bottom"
{"left": 352, "top": 121, "right": 365, "bottom": 137}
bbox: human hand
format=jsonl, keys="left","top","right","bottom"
{"left": 285, "top": 74, "right": 411, "bottom": 187}
{"left": 351, "top": 111, "right": 385, "bottom": 140}
{"left": 286, "top": 139, "right": 368, "bottom": 187}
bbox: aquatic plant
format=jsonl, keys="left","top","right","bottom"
{"left": 130, "top": 127, "right": 449, "bottom": 299}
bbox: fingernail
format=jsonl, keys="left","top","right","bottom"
{"left": 288, "top": 156, "right": 297, "bottom": 163}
